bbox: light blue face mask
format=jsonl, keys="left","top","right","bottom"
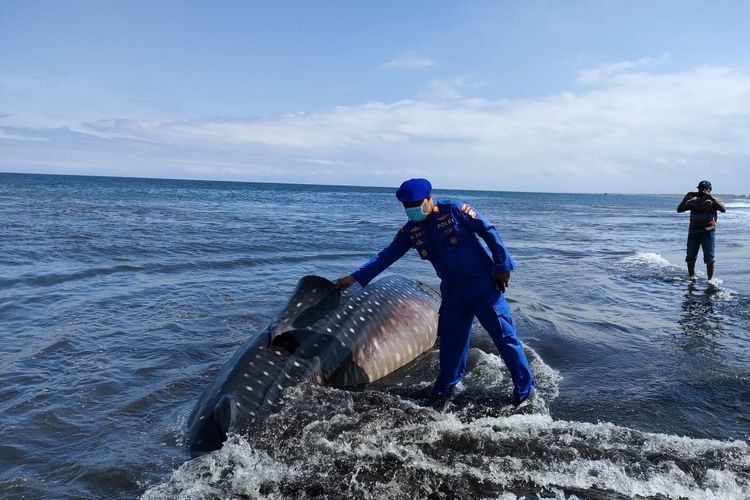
{"left": 405, "top": 205, "right": 428, "bottom": 222}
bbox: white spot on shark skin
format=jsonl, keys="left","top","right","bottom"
{"left": 296, "top": 302, "right": 302, "bottom": 307}
{"left": 277, "top": 384, "right": 283, "bottom": 390}
{"left": 268, "top": 360, "right": 275, "bottom": 366}
{"left": 245, "top": 386, "right": 254, "bottom": 391}
{"left": 367, "top": 308, "right": 373, "bottom": 313}
{"left": 348, "top": 305, "right": 354, "bottom": 310}
{"left": 374, "top": 301, "right": 380, "bottom": 306}
{"left": 249, "top": 411, "right": 256, "bottom": 416}
{"left": 349, "top": 328, "right": 355, "bottom": 333}
{"left": 236, "top": 402, "right": 242, "bottom": 408}
{"left": 293, "top": 361, "right": 301, "bottom": 367}
{"left": 263, "top": 371, "right": 269, "bottom": 377}
{"left": 326, "top": 328, "right": 332, "bottom": 332}
{"left": 359, "top": 316, "right": 366, "bottom": 322}
{"left": 199, "top": 415, "right": 205, "bottom": 420}
{"left": 244, "top": 373, "right": 250, "bottom": 378}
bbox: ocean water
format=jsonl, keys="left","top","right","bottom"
{"left": 1, "top": 172, "right": 748, "bottom": 499}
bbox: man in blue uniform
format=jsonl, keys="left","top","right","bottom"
{"left": 336, "top": 178, "right": 536, "bottom": 407}
{"left": 676, "top": 180, "right": 726, "bottom": 281}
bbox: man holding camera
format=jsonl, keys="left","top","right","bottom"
{"left": 677, "top": 180, "right": 726, "bottom": 281}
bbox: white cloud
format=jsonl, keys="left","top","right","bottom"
{"left": 421, "top": 76, "right": 489, "bottom": 100}
{"left": 0, "top": 75, "right": 169, "bottom": 128}
{"left": 381, "top": 52, "right": 436, "bottom": 70}
{"left": 578, "top": 54, "right": 671, "bottom": 84}
{"left": 0, "top": 128, "right": 49, "bottom": 142}
{"left": 3, "top": 65, "right": 750, "bottom": 193}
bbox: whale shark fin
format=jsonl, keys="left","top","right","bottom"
{"left": 267, "top": 276, "right": 340, "bottom": 343}
{"left": 290, "top": 288, "right": 340, "bottom": 329}
{"left": 215, "top": 395, "right": 237, "bottom": 439}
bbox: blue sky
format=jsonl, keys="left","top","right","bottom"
{"left": 1, "top": 1, "right": 749, "bottom": 193}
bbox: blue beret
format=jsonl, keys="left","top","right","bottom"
{"left": 396, "top": 178, "right": 432, "bottom": 202}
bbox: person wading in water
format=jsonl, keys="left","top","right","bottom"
{"left": 677, "top": 180, "right": 726, "bottom": 281}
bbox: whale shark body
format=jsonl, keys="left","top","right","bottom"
{"left": 187, "top": 275, "right": 440, "bottom": 453}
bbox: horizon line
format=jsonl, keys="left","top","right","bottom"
{"left": 1, "top": 170, "right": 745, "bottom": 198}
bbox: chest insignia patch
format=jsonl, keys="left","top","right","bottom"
{"left": 421, "top": 249, "right": 429, "bottom": 258}
{"left": 437, "top": 217, "right": 454, "bottom": 229}
{"left": 449, "top": 236, "right": 458, "bottom": 245}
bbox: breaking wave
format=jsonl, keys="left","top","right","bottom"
{"left": 142, "top": 346, "right": 749, "bottom": 499}
{"left": 143, "top": 384, "right": 749, "bottom": 500}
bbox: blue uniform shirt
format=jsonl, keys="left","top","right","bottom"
{"left": 352, "top": 200, "right": 516, "bottom": 305}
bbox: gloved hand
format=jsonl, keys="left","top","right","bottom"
{"left": 335, "top": 275, "right": 356, "bottom": 291}
{"left": 493, "top": 272, "right": 510, "bottom": 293}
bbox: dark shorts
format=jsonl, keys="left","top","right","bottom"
{"left": 685, "top": 230, "right": 716, "bottom": 264}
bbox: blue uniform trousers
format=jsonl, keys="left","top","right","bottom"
{"left": 433, "top": 286, "right": 536, "bottom": 402}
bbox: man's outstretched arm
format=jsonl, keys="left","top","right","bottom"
{"left": 336, "top": 229, "right": 411, "bottom": 290}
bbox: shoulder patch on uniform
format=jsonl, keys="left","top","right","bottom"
{"left": 460, "top": 203, "right": 477, "bottom": 219}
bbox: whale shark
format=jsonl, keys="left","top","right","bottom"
{"left": 187, "top": 275, "right": 440, "bottom": 454}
